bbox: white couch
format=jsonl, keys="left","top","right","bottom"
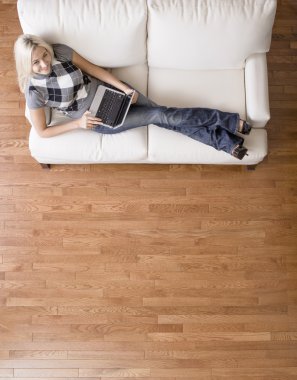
{"left": 17, "top": 0, "right": 277, "bottom": 167}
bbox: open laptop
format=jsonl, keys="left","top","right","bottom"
{"left": 89, "top": 85, "right": 134, "bottom": 128}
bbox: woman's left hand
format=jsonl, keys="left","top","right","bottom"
{"left": 124, "top": 89, "right": 138, "bottom": 104}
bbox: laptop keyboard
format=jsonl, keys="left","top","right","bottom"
{"left": 96, "top": 89, "right": 125, "bottom": 126}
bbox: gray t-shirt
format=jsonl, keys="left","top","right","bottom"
{"left": 26, "top": 44, "right": 99, "bottom": 119}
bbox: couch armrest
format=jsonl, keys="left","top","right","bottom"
{"left": 245, "top": 53, "right": 270, "bottom": 128}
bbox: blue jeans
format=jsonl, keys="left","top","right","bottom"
{"left": 92, "top": 92, "right": 244, "bottom": 155}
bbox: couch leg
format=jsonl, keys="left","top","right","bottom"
{"left": 40, "top": 163, "right": 51, "bottom": 170}
{"left": 246, "top": 164, "right": 257, "bottom": 171}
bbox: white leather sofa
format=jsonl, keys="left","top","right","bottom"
{"left": 17, "top": 0, "right": 277, "bottom": 167}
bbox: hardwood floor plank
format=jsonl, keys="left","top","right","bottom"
{"left": 13, "top": 369, "right": 79, "bottom": 377}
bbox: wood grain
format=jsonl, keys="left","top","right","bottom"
{"left": 0, "top": 0, "right": 297, "bottom": 379}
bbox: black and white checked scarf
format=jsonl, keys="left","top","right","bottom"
{"left": 29, "top": 58, "right": 91, "bottom": 114}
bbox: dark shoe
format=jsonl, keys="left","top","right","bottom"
{"left": 238, "top": 120, "right": 252, "bottom": 135}
{"left": 232, "top": 144, "right": 248, "bottom": 160}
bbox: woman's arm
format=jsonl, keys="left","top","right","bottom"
{"left": 72, "top": 51, "right": 138, "bottom": 103}
{"left": 30, "top": 107, "right": 101, "bottom": 138}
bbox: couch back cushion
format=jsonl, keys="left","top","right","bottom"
{"left": 147, "top": 0, "right": 277, "bottom": 70}
{"left": 17, "top": 0, "right": 147, "bottom": 67}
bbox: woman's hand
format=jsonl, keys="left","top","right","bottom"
{"left": 124, "top": 89, "right": 139, "bottom": 104}
{"left": 79, "top": 111, "right": 102, "bottom": 129}
{"left": 73, "top": 52, "right": 139, "bottom": 103}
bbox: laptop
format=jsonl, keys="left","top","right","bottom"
{"left": 89, "top": 85, "right": 134, "bottom": 127}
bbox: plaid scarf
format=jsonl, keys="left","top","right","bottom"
{"left": 29, "top": 58, "right": 91, "bottom": 114}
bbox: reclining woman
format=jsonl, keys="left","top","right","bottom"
{"left": 14, "top": 34, "right": 251, "bottom": 160}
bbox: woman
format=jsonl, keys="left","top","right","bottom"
{"left": 14, "top": 34, "right": 251, "bottom": 159}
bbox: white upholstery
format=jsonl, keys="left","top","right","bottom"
{"left": 26, "top": 108, "right": 148, "bottom": 164}
{"left": 17, "top": 0, "right": 277, "bottom": 166}
{"left": 28, "top": 126, "right": 148, "bottom": 164}
{"left": 17, "top": 0, "right": 147, "bottom": 67}
{"left": 148, "top": 68, "right": 246, "bottom": 116}
{"left": 245, "top": 54, "right": 271, "bottom": 128}
{"left": 147, "top": 0, "right": 276, "bottom": 70}
{"left": 148, "top": 127, "right": 267, "bottom": 165}
{"left": 111, "top": 65, "right": 148, "bottom": 96}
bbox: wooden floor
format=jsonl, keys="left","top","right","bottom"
{"left": 1, "top": 1, "right": 297, "bottom": 379}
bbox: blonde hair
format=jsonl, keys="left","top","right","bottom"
{"left": 14, "top": 34, "right": 54, "bottom": 93}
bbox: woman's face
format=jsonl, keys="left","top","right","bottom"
{"left": 31, "top": 46, "right": 52, "bottom": 75}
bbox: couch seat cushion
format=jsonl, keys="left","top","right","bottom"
{"left": 148, "top": 68, "right": 246, "bottom": 115}
{"left": 29, "top": 126, "right": 148, "bottom": 164}
{"left": 147, "top": 67, "right": 263, "bottom": 164}
{"left": 148, "top": 126, "right": 267, "bottom": 165}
